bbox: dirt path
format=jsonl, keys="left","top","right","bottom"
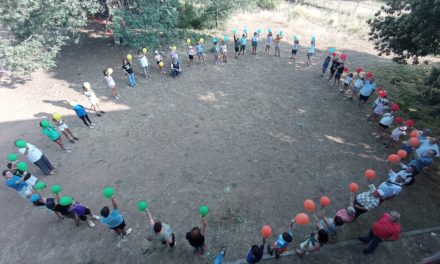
{"left": 0, "top": 32, "right": 439, "bottom": 264}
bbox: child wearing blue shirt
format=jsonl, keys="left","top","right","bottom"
{"left": 70, "top": 100, "right": 95, "bottom": 128}
{"left": 100, "top": 197, "right": 132, "bottom": 237}
{"left": 267, "top": 220, "right": 295, "bottom": 258}
{"left": 246, "top": 237, "right": 266, "bottom": 263}
{"left": 238, "top": 33, "right": 248, "bottom": 56}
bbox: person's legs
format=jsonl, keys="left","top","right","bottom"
{"left": 34, "top": 157, "right": 52, "bottom": 175}
{"left": 142, "top": 66, "right": 148, "bottom": 77}
{"left": 131, "top": 73, "right": 136, "bottom": 85}
{"left": 364, "top": 234, "right": 382, "bottom": 254}
{"left": 65, "top": 128, "right": 78, "bottom": 140}
{"left": 169, "top": 233, "right": 176, "bottom": 248}
{"left": 359, "top": 229, "right": 375, "bottom": 243}
{"left": 84, "top": 115, "right": 93, "bottom": 125}
{"left": 79, "top": 116, "right": 90, "bottom": 126}
{"left": 54, "top": 138, "right": 66, "bottom": 151}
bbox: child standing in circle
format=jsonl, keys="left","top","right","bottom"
{"left": 274, "top": 34, "right": 283, "bottom": 57}
{"left": 122, "top": 58, "right": 136, "bottom": 87}
{"left": 233, "top": 34, "right": 240, "bottom": 58}
{"left": 265, "top": 32, "right": 273, "bottom": 54}
{"left": 196, "top": 41, "right": 206, "bottom": 65}
{"left": 307, "top": 40, "right": 316, "bottom": 66}
{"left": 154, "top": 51, "right": 165, "bottom": 74}
{"left": 70, "top": 100, "right": 95, "bottom": 128}
{"left": 213, "top": 42, "right": 220, "bottom": 65}
{"left": 186, "top": 217, "right": 207, "bottom": 255}
{"left": 40, "top": 120, "right": 71, "bottom": 153}
{"left": 137, "top": 50, "right": 151, "bottom": 78}
{"left": 103, "top": 68, "right": 120, "bottom": 100}
{"left": 291, "top": 38, "right": 300, "bottom": 60}
{"left": 146, "top": 209, "right": 176, "bottom": 249}
{"left": 251, "top": 32, "right": 259, "bottom": 55}
{"left": 238, "top": 32, "right": 248, "bottom": 56}
{"left": 350, "top": 76, "right": 364, "bottom": 100}
{"left": 188, "top": 46, "right": 195, "bottom": 67}
{"left": 342, "top": 73, "right": 354, "bottom": 96}
{"left": 333, "top": 62, "right": 345, "bottom": 87}
{"left": 51, "top": 113, "right": 78, "bottom": 143}
{"left": 321, "top": 55, "right": 331, "bottom": 77}
{"left": 82, "top": 82, "right": 105, "bottom": 116}
{"left": 220, "top": 41, "right": 227, "bottom": 62}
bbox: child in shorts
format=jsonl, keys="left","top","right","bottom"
{"left": 69, "top": 201, "right": 101, "bottom": 227}
{"left": 367, "top": 99, "right": 389, "bottom": 122}
{"left": 188, "top": 46, "right": 195, "bottom": 67}
{"left": 213, "top": 42, "right": 220, "bottom": 64}
{"left": 328, "top": 57, "right": 340, "bottom": 81}
{"left": 265, "top": 32, "right": 273, "bottom": 54}
{"left": 350, "top": 76, "right": 364, "bottom": 100}
{"left": 238, "top": 32, "right": 248, "bottom": 56}
{"left": 333, "top": 62, "right": 345, "bottom": 87}
{"left": 40, "top": 120, "right": 71, "bottom": 153}
{"left": 372, "top": 112, "right": 394, "bottom": 139}
{"left": 342, "top": 73, "right": 354, "bottom": 95}
{"left": 385, "top": 126, "right": 407, "bottom": 148}
{"left": 321, "top": 55, "right": 331, "bottom": 77}
{"left": 137, "top": 50, "right": 151, "bottom": 78}
{"left": 220, "top": 41, "right": 227, "bottom": 62}
{"left": 274, "top": 34, "right": 283, "bottom": 57}
{"left": 154, "top": 50, "right": 165, "bottom": 74}
{"left": 103, "top": 68, "right": 120, "bottom": 99}
{"left": 246, "top": 237, "right": 266, "bottom": 263}
{"left": 291, "top": 38, "right": 299, "bottom": 59}
{"left": 267, "top": 220, "right": 294, "bottom": 258}
{"left": 307, "top": 41, "right": 315, "bottom": 66}
{"left": 251, "top": 32, "right": 259, "bottom": 55}
{"left": 100, "top": 196, "right": 133, "bottom": 237}
{"left": 234, "top": 34, "right": 240, "bottom": 58}
{"left": 51, "top": 113, "right": 78, "bottom": 143}
{"left": 295, "top": 229, "right": 329, "bottom": 257}
{"left": 196, "top": 41, "right": 206, "bottom": 65}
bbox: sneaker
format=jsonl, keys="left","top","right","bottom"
{"left": 65, "top": 149, "right": 72, "bottom": 153}
{"left": 97, "top": 113, "right": 102, "bottom": 117}
{"left": 100, "top": 111, "right": 106, "bottom": 114}
{"left": 267, "top": 245, "right": 273, "bottom": 256}
{"left": 123, "top": 228, "right": 133, "bottom": 236}
{"left": 49, "top": 171, "right": 55, "bottom": 175}
{"left": 69, "top": 140, "right": 75, "bottom": 144}
{"left": 89, "top": 126, "right": 95, "bottom": 129}
{"left": 73, "top": 137, "right": 79, "bottom": 140}
{"left": 88, "top": 221, "right": 95, "bottom": 227}
{"left": 92, "top": 215, "right": 100, "bottom": 220}
{"left": 90, "top": 123, "right": 95, "bottom": 126}
{"left": 296, "top": 249, "right": 305, "bottom": 257}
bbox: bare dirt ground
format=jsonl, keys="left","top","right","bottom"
{"left": 1, "top": 27, "right": 440, "bottom": 264}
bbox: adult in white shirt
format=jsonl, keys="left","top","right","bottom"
{"left": 15, "top": 140, "right": 55, "bottom": 175}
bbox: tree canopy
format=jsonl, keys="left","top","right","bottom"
{"left": 368, "top": 0, "right": 440, "bottom": 64}
{"left": 0, "top": 0, "right": 100, "bottom": 73}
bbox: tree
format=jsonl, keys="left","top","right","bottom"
{"left": 367, "top": 0, "right": 440, "bottom": 64}
{"left": 0, "top": 0, "right": 100, "bottom": 73}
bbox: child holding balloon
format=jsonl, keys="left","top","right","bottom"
{"left": 103, "top": 68, "right": 120, "bottom": 100}
{"left": 265, "top": 31, "right": 273, "bottom": 54}
{"left": 83, "top": 82, "right": 105, "bottom": 116}
{"left": 188, "top": 46, "right": 195, "bottom": 67}
{"left": 274, "top": 34, "right": 282, "bottom": 57}
{"left": 321, "top": 55, "right": 331, "bottom": 77}
{"left": 185, "top": 216, "right": 207, "bottom": 255}
{"left": 137, "top": 49, "right": 151, "bottom": 78}
{"left": 233, "top": 34, "right": 240, "bottom": 58}
{"left": 251, "top": 32, "right": 259, "bottom": 55}
{"left": 306, "top": 40, "right": 315, "bottom": 66}
{"left": 267, "top": 220, "right": 294, "bottom": 258}
{"left": 333, "top": 62, "right": 345, "bottom": 87}
{"left": 69, "top": 100, "right": 95, "bottom": 128}
{"left": 246, "top": 236, "right": 266, "bottom": 263}
{"left": 52, "top": 113, "right": 78, "bottom": 143}
{"left": 291, "top": 37, "right": 299, "bottom": 59}
{"left": 295, "top": 229, "right": 329, "bottom": 257}
{"left": 350, "top": 76, "right": 364, "bottom": 100}
{"left": 342, "top": 73, "right": 354, "bottom": 95}
{"left": 40, "top": 120, "right": 71, "bottom": 153}
{"left": 122, "top": 58, "right": 136, "bottom": 87}
{"left": 238, "top": 32, "right": 248, "bottom": 56}
{"left": 213, "top": 41, "right": 220, "bottom": 65}
{"left": 146, "top": 209, "right": 176, "bottom": 248}
{"left": 154, "top": 51, "right": 166, "bottom": 74}
{"left": 99, "top": 196, "right": 133, "bottom": 237}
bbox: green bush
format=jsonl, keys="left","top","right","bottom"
{"left": 256, "top": 0, "right": 280, "bottom": 10}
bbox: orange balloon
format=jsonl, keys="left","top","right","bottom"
{"left": 364, "top": 169, "right": 376, "bottom": 180}
{"left": 320, "top": 196, "right": 331, "bottom": 207}
{"left": 261, "top": 225, "right": 272, "bottom": 238}
{"left": 409, "top": 137, "right": 420, "bottom": 147}
{"left": 410, "top": 130, "right": 419, "bottom": 138}
{"left": 397, "top": 150, "right": 407, "bottom": 159}
{"left": 303, "top": 199, "right": 316, "bottom": 212}
{"left": 349, "top": 182, "right": 359, "bottom": 192}
{"left": 294, "top": 213, "right": 309, "bottom": 225}
{"left": 387, "top": 154, "right": 401, "bottom": 164}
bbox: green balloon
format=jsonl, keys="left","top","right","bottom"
{"left": 59, "top": 196, "right": 73, "bottom": 206}
{"left": 137, "top": 201, "right": 148, "bottom": 211}
{"left": 199, "top": 205, "right": 209, "bottom": 217}
{"left": 17, "top": 161, "right": 28, "bottom": 171}
{"left": 7, "top": 153, "right": 18, "bottom": 162}
{"left": 41, "top": 120, "right": 50, "bottom": 128}
{"left": 51, "top": 184, "right": 61, "bottom": 194}
{"left": 34, "top": 181, "right": 47, "bottom": 191}
{"left": 15, "top": 139, "right": 27, "bottom": 148}
{"left": 102, "top": 187, "right": 114, "bottom": 198}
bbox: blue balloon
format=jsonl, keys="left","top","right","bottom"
{"left": 224, "top": 35, "right": 228, "bottom": 41}
{"left": 329, "top": 47, "right": 336, "bottom": 53}
{"left": 212, "top": 37, "right": 217, "bottom": 43}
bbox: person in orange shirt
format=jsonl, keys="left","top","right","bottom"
{"left": 358, "top": 211, "right": 401, "bottom": 254}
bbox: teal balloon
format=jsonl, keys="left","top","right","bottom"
{"left": 232, "top": 29, "right": 237, "bottom": 34}
{"left": 329, "top": 47, "right": 336, "bottom": 53}
{"left": 199, "top": 205, "right": 209, "bottom": 217}
{"left": 17, "top": 161, "right": 27, "bottom": 171}
{"left": 243, "top": 28, "right": 248, "bottom": 33}
{"left": 212, "top": 37, "right": 217, "bottom": 43}
{"left": 268, "top": 28, "right": 271, "bottom": 33}
{"left": 137, "top": 201, "right": 148, "bottom": 211}
{"left": 223, "top": 35, "right": 228, "bottom": 41}
{"left": 7, "top": 153, "right": 18, "bottom": 162}
{"left": 279, "top": 31, "right": 283, "bottom": 36}
{"left": 257, "top": 29, "right": 261, "bottom": 34}
{"left": 34, "top": 181, "right": 47, "bottom": 191}
{"left": 102, "top": 187, "right": 114, "bottom": 198}
{"left": 59, "top": 196, "right": 73, "bottom": 206}
{"left": 51, "top": 184, "right": 62, "bottom": 194}
{"left": 294, "top": 35, "right": 299, "bottom": 40}
{"left": 15, "top": 139, "right": 27, "bottom": 148}
{"left": 311, "top": 36, "right": 316, "bottom": 41}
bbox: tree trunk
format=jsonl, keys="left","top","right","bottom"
{"left": 215, "top": 8, "right": 218, "bottom": 28}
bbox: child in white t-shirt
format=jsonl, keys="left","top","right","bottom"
{"left": 138, "top": 50, "right": 151, "bottom": 78}
{"left": 372, "top": 112, "right": 394, "bottom": 138}
{"left": 342, "top": 73, "right": 353, "bottom": 96}
{"left": 51, "top": 114, "right": 79, "bottom": 143}
{"left": 221, "top": 41, "right": 227, "bottom": 62}
{"left": 188, "top": 46, "right": 195, "bottom": 67}
{"left": 367, "top": 99, "right": 389, "bottom": 122}
{"left": 350, "top": 77, "right": 364, "bottom": 100}
{"left": 154, "top": 51, "right": 165, "bottom": 74}
{"left": 104, "top": 68, "right": 120, "bottom": 99}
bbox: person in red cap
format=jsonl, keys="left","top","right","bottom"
{"left": 358, "top": 211, "right": 401, "bottom": 254}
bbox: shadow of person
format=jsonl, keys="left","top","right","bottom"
{"left": 42, "top": 99, "right": 72, "bottom": 110}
